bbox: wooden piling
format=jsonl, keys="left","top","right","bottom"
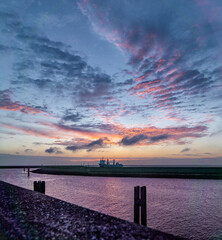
{"left": 34, "top": 181, "right": 38, "bottom": 191}
{"left": 141, "top": 186, "right": 147, "bottom": 226}
{"left": 134, "top": 186, "right": 147, "bottom": 226}
{"left": 37, "top": 181, "right": 41, "bottom": 192}
{"left": 41, "top": 181, "right": 45, "bottom": 194}
{"left": 134, "top": 186, "right": 140, "bottom": 224}
{"left": 34, "top": 181, "right": 45, "bottom": 194}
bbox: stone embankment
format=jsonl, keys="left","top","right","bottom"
{"left": 0, "top": 181, "right": 184, "bottom": 240}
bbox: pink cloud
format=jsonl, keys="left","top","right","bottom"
{"left": 0, "top": 90, "right": 48, "bottom": 115}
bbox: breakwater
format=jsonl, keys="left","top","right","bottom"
{"left": 0, "top": 181, "right": 183, "bottom": 240}
{"left": 33, "top": 166, "right": 222, "bottom": 179}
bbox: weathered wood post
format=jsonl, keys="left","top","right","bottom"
{"left": 134, "top": 186, "right": 147, "bottom": 226}
{"left": 28, "top": 168, "right": 30, "bottom": 177}
{"left": 34, "top": 181, "right": 38, "bottom": 191}
{"left": 34, "top": 181, "right": 45, "bottom": 194}
{"left": 41, "top": 181, "right": 45, "bottom": 194}
{"left": 37, "top": 181, "right": 41, "bottom": 192}
{"left": 141, "top": 186, "right": 147, "bottom": 226}
{"left": 134, "top": 186, "right": 140, "bottom": 224}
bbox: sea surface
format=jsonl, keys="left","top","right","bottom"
{"left": 0, "top": 168, "right": 222, "bottom": 240}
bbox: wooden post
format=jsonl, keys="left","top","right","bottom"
{"left": 41, "top": 181, "right": 45, "bottom": 194}
{"left": 37, "top": 181, "right": 41, "bottom": 192}
{"left": 134, "top": 186, "right": 140, "bottom": 224}
{"left": 34, "top": 181, "right": 45, "bottom": 194}
{"left": 28, "top": 168, "right": 30, "bottom": 177}
{"left": 141, "top": 186, "right": 147, "bottom": 226}
{"left": 134, "top": 186, "right": 147, "bottom": 226}
{"left": 34, "top": 181, "right": 38, "bottom": 191}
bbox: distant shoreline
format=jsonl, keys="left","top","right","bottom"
{"left": 32, "top": 166, "right": 222, "bottom": 179}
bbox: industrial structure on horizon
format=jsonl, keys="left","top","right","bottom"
{"left": 99, "top": 158, "right": 123, "bottom": 167}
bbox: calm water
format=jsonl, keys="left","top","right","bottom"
{"left": 0, "top": 169, "right": 222, "bottom": 240}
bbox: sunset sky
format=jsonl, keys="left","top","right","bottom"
{"left": 0, "top": 0, "right": 222, "bottom": 165}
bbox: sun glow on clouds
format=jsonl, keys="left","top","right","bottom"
{"left": 0, "top": 0, "right": 222, "bottom": 163}
{"left": 0, "top": 90, "right": 48, "bottom": 115}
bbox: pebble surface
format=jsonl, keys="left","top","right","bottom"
{"left": 0, "top": 181, "right": 184, "bottom": 240}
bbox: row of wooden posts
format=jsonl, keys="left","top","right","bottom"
{"left": 24, "top": 168, "right": 30, "bottom": 177}
{"left": 28, "top": 168, "right": 30, "bottom": 176}
{"left": 32, "top": 180, "right": 147, "bottom": 226}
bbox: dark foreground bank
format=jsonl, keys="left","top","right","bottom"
{"left": 0, "top": 181, "right": 182, "bottom": 240}
{"left": 33, "top": 166, "right": 222, "bottom": 179}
